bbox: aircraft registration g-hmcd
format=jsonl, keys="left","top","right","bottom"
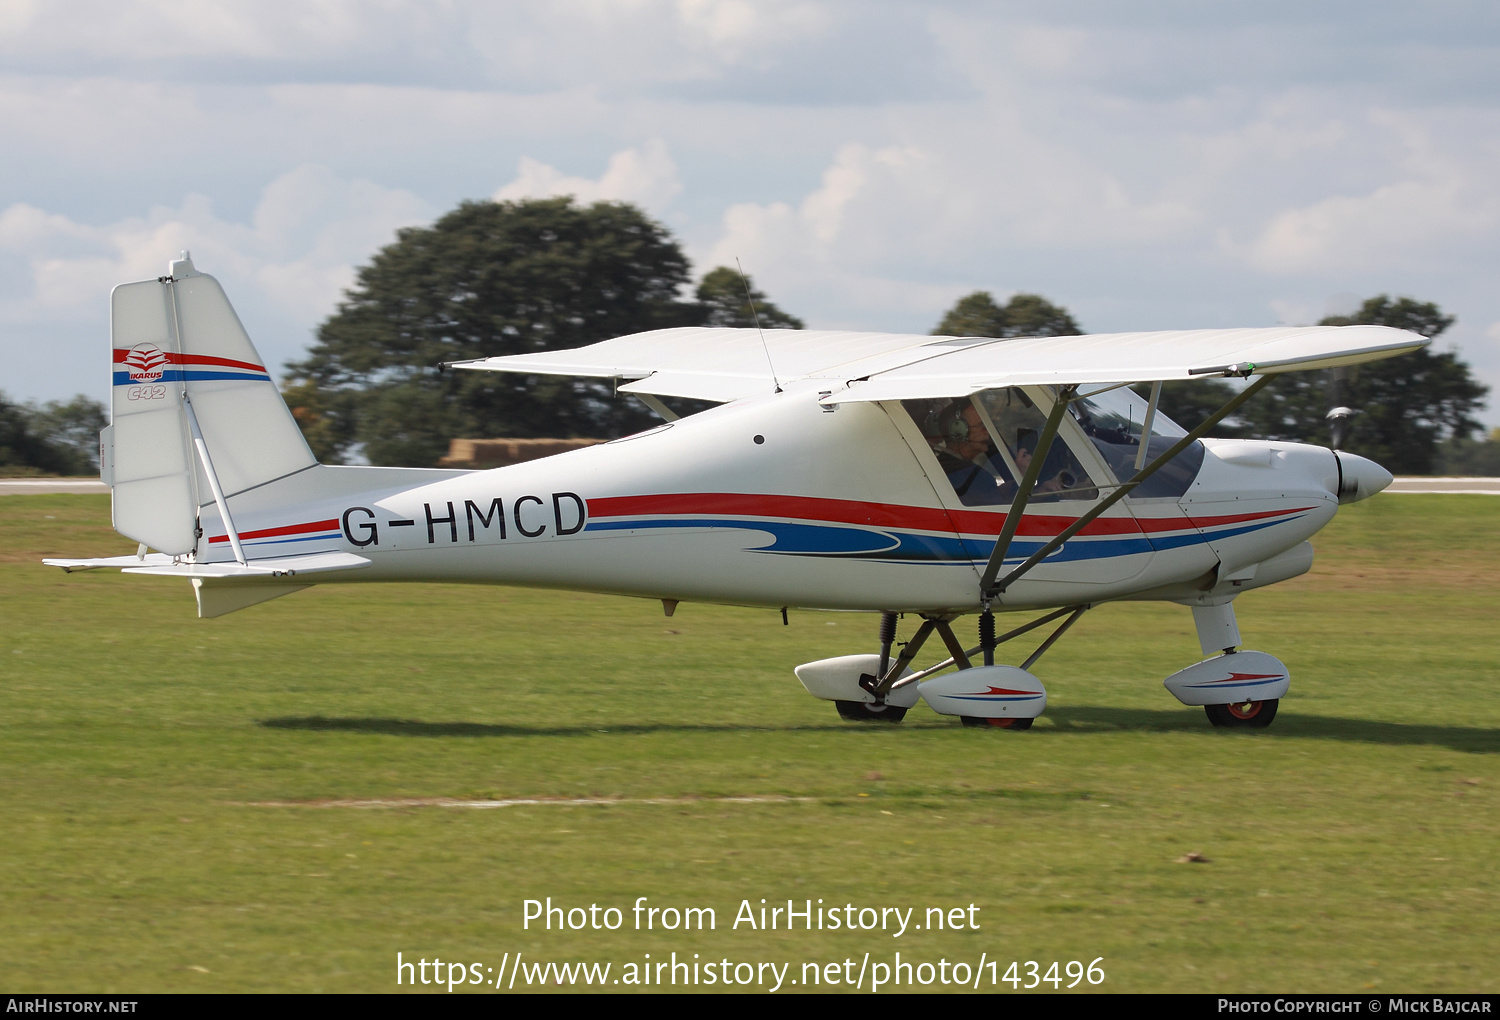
{"left": 48, "top": 254, "right": 1425, "bottom": 730}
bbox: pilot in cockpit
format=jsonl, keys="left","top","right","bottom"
{"left": 932, "top": 401, "right": 1016, "bottom": 505}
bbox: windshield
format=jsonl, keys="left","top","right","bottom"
{"left": 1073, "top": 386, "right": 1187, "bottom": 441}
{"left": 1069, "top": 385, "right": 1204, "bottom": 498}
{"left": 904, "top": 388, "right": 1099, "bottom": 506}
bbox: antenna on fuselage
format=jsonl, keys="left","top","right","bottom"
{"left": 736, "top": 257, "right": 782, "bottom": 394}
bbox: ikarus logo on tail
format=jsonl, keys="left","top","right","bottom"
{"left": 124, "top": 343, "right": 168, "bottom": 383}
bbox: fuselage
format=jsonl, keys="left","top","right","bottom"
{"left": 192, "top": 382, "right": 1369, "bottom": 615}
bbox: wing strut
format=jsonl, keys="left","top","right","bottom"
{"left": 632, "top": 392, "right": 680, "bottom": 422}
{"left": 1134, "top": 381, "right": 1163, "bottom": 471}
{"left": 977, "top": 385, "right": 1077, "bottom": 594}
{"left": 982, "top": 375, "right": 1272, "bottom": 598}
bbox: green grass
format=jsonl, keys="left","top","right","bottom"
{"left": 1, "top": 494, "right": 1496, "bottom": 993}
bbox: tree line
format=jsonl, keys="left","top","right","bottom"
{"left": 283, "top": 200, "right": 804, "bottom": 466}
{"left": 3, "top": 196, "right": 1493, "bottom": 476}
{"left": 0, "top": 395, "right": 106, "bottom": 476}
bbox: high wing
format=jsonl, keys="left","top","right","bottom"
{"left": 450, "top": 324, "right": 1428, "bottom": 403}
{"left": 448, "top": 327, "right": 943, "bottom": 402}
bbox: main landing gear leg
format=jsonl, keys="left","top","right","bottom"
{"left": 834, "top": 611, "right": 912, "bottom": 723}
{"left": 960, "top": 607, "right": 1034, "bottom": 729}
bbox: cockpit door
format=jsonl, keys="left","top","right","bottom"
{"left": 890, "top": 386, "right": 1153, "bottom": 587}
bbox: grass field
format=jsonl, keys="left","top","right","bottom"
{"left": 1, "top": 494, "right": 1496, "bottom": 993}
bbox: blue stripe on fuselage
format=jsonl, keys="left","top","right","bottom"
{"left": 582, "top": 509, "right": 1305, "bottom": 566}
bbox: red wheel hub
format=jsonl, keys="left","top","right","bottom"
{"left": 1225, "top": 700, "right": 1263, "bottom": 720}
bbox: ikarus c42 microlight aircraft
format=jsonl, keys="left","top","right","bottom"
{"left": 48, "top": 254, "right": 1424, "bottom": 730}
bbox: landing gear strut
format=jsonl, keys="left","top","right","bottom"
{"left": 800, "top": 606, "right": 1088, "bottom": 727}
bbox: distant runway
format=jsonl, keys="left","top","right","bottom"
{"left": 3, "top": 477, "right": 1498, "bottom": 496}
{"left": 0, "top": 479, "right": 108, "bottom": 495}
{"left": 1385, "top": 477, "right": 1500, "bottom": 494}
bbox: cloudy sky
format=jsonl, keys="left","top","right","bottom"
{"left": 4, "top": 0, "right": 1499, "bottom": 425}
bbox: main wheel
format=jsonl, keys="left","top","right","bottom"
{"left": 835, "top": 700, "right": 907, "bottom": 723}
{"left": 961, "top": 716, "right": 1034, "bottom": 730}
{"left": 1204, "top": 698, "right": 1278, "bottom": 729}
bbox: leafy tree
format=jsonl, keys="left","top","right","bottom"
{"left": 1435, "top": 428, "right": 1500, "bottom": 475}
{"left": 280, "top": 377, "right": 347, "bottom": 465}
{"left": 0, "top": 393, "right": 107, "bottom": 475}
{"left": 1140, "top": 379, "right": 1246, "bottom": 439}
{"left": 1235, "top": 296, "right": 1487, "bottom": 473}
{"left": 0, "top": 395, "right": 63, "bottom": 474}
{"left": 933, "top": 291, "right": 1081, "bottom": 338}
{"left": 696, "top": 266, "right": 803, "bottom": 329}
{"left": 26, "top": 395, "right": 108, "bottom": 473}
{"left": 287, "top": 198, "right": 706, "bottom": 466}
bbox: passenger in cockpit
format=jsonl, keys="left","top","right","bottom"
{"left": 1013, "top": 428, "right": 1073, "bottom": 497}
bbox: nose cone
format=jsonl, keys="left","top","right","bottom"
{"left": 1333, "top": 451, "right": 1393, "bottom": 504}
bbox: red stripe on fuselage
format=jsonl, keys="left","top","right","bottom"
{"left": 1179, "top": 508, "right": 1315, "bottom": 531}
{"left": 586, "top": 493, "right": 1311, "bottom": 539}
{"left": 585, "top": 495, "right": 1314, "bottom": 543}
{"left": 208, "top": 518, "right": 339, "bottom": 544}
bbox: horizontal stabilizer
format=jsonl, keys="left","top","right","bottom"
{"left": 120, "top": 551, "right": 370, "bottom": 580}
{"left": 47, "top": 550, "right": 369, "bottom": 579}
{"left": 45, "top": 553, "right": 176, "bottom": 572}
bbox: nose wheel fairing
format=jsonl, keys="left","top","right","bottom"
{"left": 1162, "top": 650, "right": 1290, "bottom": 707}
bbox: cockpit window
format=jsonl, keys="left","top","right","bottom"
{"left": 904, "top": 387, "right": 1098, "bottom": 506}
{"left": 1069, "top": 386, "right": 1205, "bottom": 498}
{"left": 903, "top": 397, "right": 1016, "bottom": 505}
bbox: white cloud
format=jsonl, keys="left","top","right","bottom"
{"left": 1242, "top": 112, "right": 1500, "bottom": 274}
{"left": 2, "top": 165, "right": 430, "bottom": 322}
{"left": 697, "top": 131, "right": 1199, "bottom": 329}
{"left": 0, "top": 0, "right": 458, "bottom": 65}
{"left": 493, "top": 140, "right": 682, "bottom": 214}
{"left": 1247, "top": 180, "right": 1490, "bottom": 274}
{"left": 674, "top": 0, "right": 832, "bottom": 58}
{"left": 0, "top": 166, "right": 432, "bottom": 398}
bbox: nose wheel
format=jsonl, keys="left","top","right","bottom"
{"left": 1205, "top": 698, "right": 1278, "bottom": 728}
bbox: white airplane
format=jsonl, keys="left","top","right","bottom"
{"left": 49, "top": 254, "right": 1423, "bottom": 730}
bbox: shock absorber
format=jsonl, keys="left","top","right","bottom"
{"left": 877, "top": 611, "right": 898, "bottom": 679}
{"left": 979, "top": 608, "right": 996, "bottom": 667}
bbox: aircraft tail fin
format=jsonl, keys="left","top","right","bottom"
{"left": 103, "top": 252, "right": 316, "bottom": 555}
